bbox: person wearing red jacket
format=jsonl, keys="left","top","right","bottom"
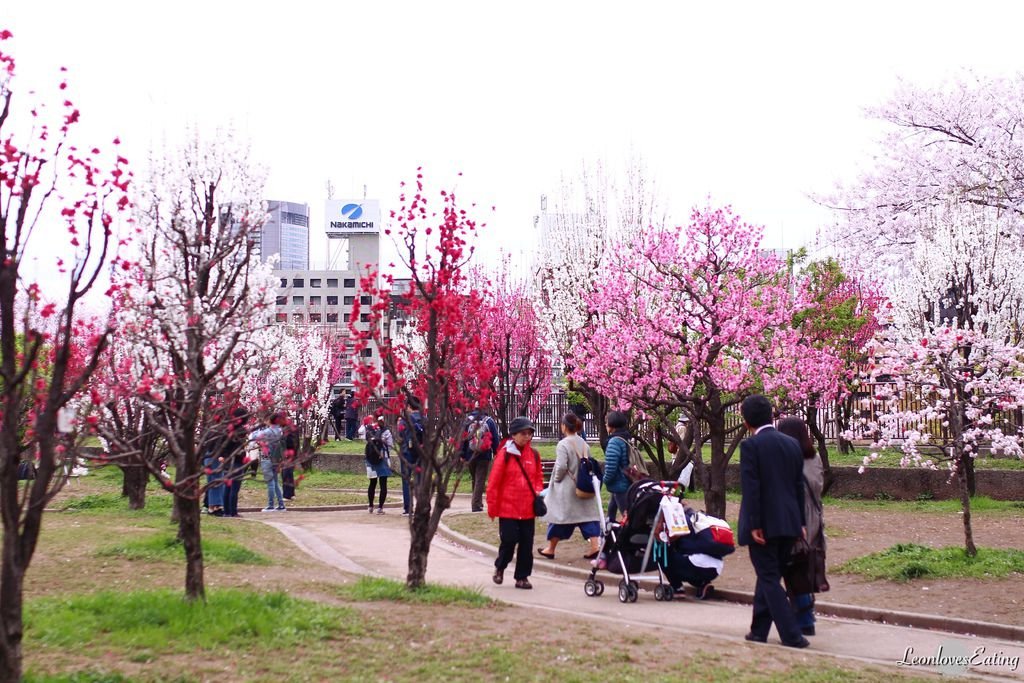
{"left": 486, "top": 416, "right": 543, "bottom": 589}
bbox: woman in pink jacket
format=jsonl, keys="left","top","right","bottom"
{"left": 486, "top": 416, "right": 544, "bottom": 589}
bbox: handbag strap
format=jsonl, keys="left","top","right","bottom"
{"left": 509, "top": 451, "right": 540, "bottom": 500}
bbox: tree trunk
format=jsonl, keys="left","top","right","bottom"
{"left": 0, "top": 497, "right": 25, "bottom": 683}
{"left": 704, "top": 411, "right": 728, "bottom": 520}
{"left": 837, "top": 396, "right": 854, "bottom": 455}
{"left": 176, "top": 495, "right": 206, "bottom": 601}
{"left": 805, "top": 404, "right": 834, "bottom": 495}
{"left": 120, "top": 464, "right": 149, "bottom": 510}
{"left": 405, "top": 473, "right": 450, "bottom": 589}
{"left": 963, "top": 452, "right": 976, "bottom": 497}
{"left": 957, "top": 460, "right": 977, "bottom": 558}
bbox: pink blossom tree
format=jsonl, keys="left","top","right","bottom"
{"left": 476, "top": 262, "right": 553, "bottom": 434}
{"left": 573, "top": 206, "right": 834, "bottom": 519}
{"left": 535, "top": 156, "right": 668, "bottom": 443}
{"left": 0, "top": 31, "right": 131, "bottom": 680}
{"left": 779, "top": 257, "right": 881, "bottom": 490}
{"left": 844, "top": 205, "right": 1024, "bottom": 555}
{"left": 349, "top": 172, "right": 498, "bottom": 589}
{"left": 94, "top": 131, "right": 276, "bottom": 601}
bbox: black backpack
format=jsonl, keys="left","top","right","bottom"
{"left": 365, "top": 426, "right": 385, "bottom": 467}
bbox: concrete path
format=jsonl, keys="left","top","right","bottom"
{"left": 259, "top": 503, "right": 1024, "bottom": 681}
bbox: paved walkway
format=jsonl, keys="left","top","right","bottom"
{"left": 259, "top": 501, "right": 1024, "bottom": 682}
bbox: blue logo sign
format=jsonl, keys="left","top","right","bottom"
{"left": 341, "top": 203, "right": 363, "bottom": 220}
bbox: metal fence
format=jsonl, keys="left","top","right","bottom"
{"left": 346, "top": 384, "right": 1024, "bottom": 443}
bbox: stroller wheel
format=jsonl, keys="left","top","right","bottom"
{"left": 584, "top": 580, "right": 599, "bottom": 597}
{"left": 627, "top": 585, "right": 639, "bottom": 603}
{"left": 618, "top": 583, "right": 630, "bottom": 603}
{"left": 594, "top": 581, "right": 605, "bottom": 596}
{"left": 654, "top": 584, "right": 673, "bottom": 602}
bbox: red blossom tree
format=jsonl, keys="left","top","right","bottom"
{"left": 0, "top": 31, "right": 131, "bottom": 680}
{"left": 350, "top": 172, "right": 498, "bottom": 589}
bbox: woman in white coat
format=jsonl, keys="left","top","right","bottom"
{"left": 537, "top": 413, "right": 602, "bottom": 560}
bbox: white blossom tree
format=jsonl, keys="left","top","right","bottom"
{"left": 824, "top": 73, "right": 1024, "bottom": 269}
{"left": 96, "top": 131, "right": 276, "bottom": 601}
{"left": 848, "top": 205, "right": 1024, "bottom": 555}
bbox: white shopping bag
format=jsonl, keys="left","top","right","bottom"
{"left": 659, "top": 497, "right": 691, "bottom": 540}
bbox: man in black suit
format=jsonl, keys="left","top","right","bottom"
{"left": 737, "top": 394, "right": 810, "bottom": 648}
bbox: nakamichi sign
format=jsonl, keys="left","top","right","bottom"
{"left": 325, "top": 199, "right": 381, "bottom": 237}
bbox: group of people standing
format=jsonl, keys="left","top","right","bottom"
{"left": 203, "top": 411, "right": 299, "bottom": 516}
{"left": 479, "top": 395, "right": 828, "bottom": 649}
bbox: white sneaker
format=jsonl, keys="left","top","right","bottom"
{"left": 276, "top": 506, "right": 286, "bottom": 512}
{"left": 376, "top": 508, "right": 385, "bottom": 515}
{"left": 368, "top": 507, "right": 375, "bottom": 514}
{"left": 261, "top": 507, "right": 274, "bottom": 512}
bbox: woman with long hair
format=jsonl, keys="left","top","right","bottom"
{"left": 777, "top": 416, "right": 826, "bottom": 637}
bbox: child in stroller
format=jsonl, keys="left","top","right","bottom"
{"left": 584, "top": 478, "right": 734, "bottom": 602}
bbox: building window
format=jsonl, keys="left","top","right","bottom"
{"left": 292, "top": 278, "right": 304, "bottom": 288}
{"left": 344, "top": 278, "right": 356, "bottom": 288}
{"left": 343, "top": 296, "right": 355, "bottom": 305}
{"left": 343, "top": 313, "right": 351, "bottom": 323}
{"left": 309, "top": 313, "right": 322, "bottom": 323}
{"left": 326, "top": 313, "right": 338, "bottom": 323}
{"left": 292, "top": 296, "right": 304, "bottom": 305}
{"left": 327, "top": 296, "right": 338, "bottom": 305}
{"left": 276, "top": 296, "right": 287, "bottom": 306}
{"left": 310, "top": 278, "right": 322, "bottom": 288}
{"left": 360, "top": 295, "right": 372, "bottom": 305}
{"left": 293, "top": 313, "right": 304, "bottom": 323}
{"left": 360, "top": 348, "right": 373, "bottom": 357}
{"left": 281, "top": 211, "right": 309, "bottom": 227}
{"left": 360, "top": 313, "right": 370, "bottom": 322}
{"left": 275, "top": 313, "right": 287, "bottom": 323}
{"left": 343, "top": 369, "right": 353, "bottom": 381}
{"left": 280, "top": 278, "right": 288, "bottom": 288}
{"left": 327, "top": 278, "right": 338, "bottom": 287}
{"left": 310, "top": 296, "right": 321, "bottom": 305}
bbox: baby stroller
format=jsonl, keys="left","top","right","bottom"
{"left": 584, "top": 479, "right": 684, "bottom": 603}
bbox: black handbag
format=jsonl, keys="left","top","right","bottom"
{"left": 510, "top": 451, "right": 546, "bottom": 517}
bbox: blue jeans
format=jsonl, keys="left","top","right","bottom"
{"left": 224, "top": 476, "right": 242, "bottom": 516}
{"left": 261, "top": 459, "right": 284, "bottom": 508}
{"left": 400, "top": 456, "right": 414, "bottom": 513}
{"left": 793, "top": 593, "right": 815, "bottom": 629}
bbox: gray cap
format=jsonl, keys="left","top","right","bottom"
{"left": 508, "top": 416, "right": 535, "bottom": 435}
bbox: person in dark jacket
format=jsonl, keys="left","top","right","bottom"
{"left": 281, "top": 420, "right": 300, "bottom": 500}
{"left": 737, "top": 395, "right": 809, "bottom": 649}
{"left": 601, "top": 410, "right": 632, "bottom": 522}
{"left": 486, "top": 416, "right": 543, "bottom": 589}
{"left": 460, "top": 407, "right": 500, "bottom": 513}
{"left": 329, "top": 393, "right": 345, "bottom": 441}
{"left": 398, "top": 396, "right": 424, "bottom": 516}
{"left": 222, "top": 408, "right": 249, "bottom": 518}
{"left": 344, "top": 392, "right": 359, "bottom": 440}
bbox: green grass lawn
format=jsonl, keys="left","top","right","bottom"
{"left": 835, "top": 543, "right": 1024, "bottom": 582}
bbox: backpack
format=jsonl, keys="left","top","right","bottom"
{"left": 264, "top": 435, "right": 284, "bottom": 465}
{"left": 365, "top": 426, "right": 385, "bottom": 467}
{"left": 575, "top": 456, "right": 597, "bottom": 498}
{"left": 612, "top": 436, "right": 648, "bottom": 482}
{"left": 466, "top": 417, "right": 493, "bottom": 456}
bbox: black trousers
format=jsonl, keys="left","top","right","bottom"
{"left": 368, "top": 476, "right": 388, "bottom": 508}
{"left": 495, "top": 518, "right": 535, "bottom": 580}
{"left": 748, "top": 537, "right": 803, "bottom": 643}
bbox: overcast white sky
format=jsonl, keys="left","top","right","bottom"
{"left": 7, "top": 1, "right": 1024, "bottom": 280}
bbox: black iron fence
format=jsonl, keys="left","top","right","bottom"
{"left": 343, "top": 384, "right": 1024, "bottom": 444}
